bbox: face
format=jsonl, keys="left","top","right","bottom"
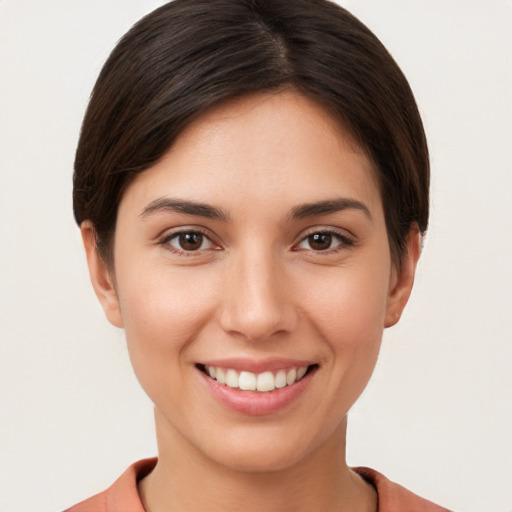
{"left": 84, "top": 91, "right": 417, "bottom": 472}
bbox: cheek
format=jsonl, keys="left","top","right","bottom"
{"left": 119, "top": 258, "right": 221, "bottom": 326}
{"left": 301, "top": 262, "right": 390, "bottom": 399}
{"left": 115, "top": 265, "right": 221, "bottom": 391}
{"left": 311, "top": 281, "right": 386, "bottom": 380}
{"left": 304, "top": 261, "right": 390, "bottom": 343}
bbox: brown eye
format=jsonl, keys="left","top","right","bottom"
{"left": 308, "top": 233, "right": 333, "bottom": 251}
{"left": 178, "top": 232, "right": 203, "bottom": 251}
{"left": 164, "top": 230, "right": 216, "bottom": 253}
{"left": 295, "top": 230, "right": 352, "bottom": 253}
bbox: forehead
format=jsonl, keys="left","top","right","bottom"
{"left": 119, "top": 91, "right": 383, "bottom": 221}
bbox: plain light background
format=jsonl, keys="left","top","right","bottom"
{"left": 1, "top": 1, "right": 511, "bottom": 511}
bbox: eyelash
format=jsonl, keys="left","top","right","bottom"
{"left": 158, "top": 228, "right": 354, "bottom": 255}
{"left": 159, "top": 228, "right": 219, "bottom": 256}
{"left": 294, "top": 229, "right": 354, "bottom": 254}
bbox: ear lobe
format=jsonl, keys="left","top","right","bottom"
{"left": 81, "top": 221, "right": 124, "bottom": 328}
{"left": 384, "top": 225, "right": 422, "bottom": 328}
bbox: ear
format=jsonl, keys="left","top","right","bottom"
{"left": 384, "top": 224, "right": 422, "bottom": 328}
{"left": 81, "top": 221, "right": 124, "bottom": 328}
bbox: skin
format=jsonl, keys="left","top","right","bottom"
{"left": 82, "top": 91, "right": 420, "bottom": 512}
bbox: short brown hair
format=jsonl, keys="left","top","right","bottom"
{"left": 73, "top": 0, "right": 429, "bottom": 268}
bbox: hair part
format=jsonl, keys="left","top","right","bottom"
{"left": 73, "top": 0, "right": 429, "bottom": 269}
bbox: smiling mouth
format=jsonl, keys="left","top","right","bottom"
{"left": 197, "top": 364, "right": 318, "bottom": 393}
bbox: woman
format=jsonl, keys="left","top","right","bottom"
{"left": 66, "top": 0, "right": 449, "bottom": 510}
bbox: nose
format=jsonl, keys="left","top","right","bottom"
{"left": 218, "top": 249, "right": 298, "bottom": 342}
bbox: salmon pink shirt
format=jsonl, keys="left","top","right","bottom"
{"left": 64, "top": 458, "right": 450, "bottom": 512}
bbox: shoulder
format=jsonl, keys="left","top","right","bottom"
{"left": 64, "top": 458, "right": 157, "bottom": 512}
{"left": 353, "top": 467, "right": 452, "bottom": 512}
{"left": 63, "top": 491, "right": 107, "bottom": 512}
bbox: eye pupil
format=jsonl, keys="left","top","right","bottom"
{"left": 179, "top": 232, "right": 203, "bottom": 250}
{"left": 309, "top": 233, "right": 332, "bottom": 250}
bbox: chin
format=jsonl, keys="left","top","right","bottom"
{"left": 197, "top": 423, "right": 328, "bottom": 474}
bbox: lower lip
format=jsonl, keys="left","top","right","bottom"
{"left": 198, "top": 368, "right": 315, "bottom": 416}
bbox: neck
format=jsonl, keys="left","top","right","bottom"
{"left": 139, "top": 409, "right": 377, "bottom": 512}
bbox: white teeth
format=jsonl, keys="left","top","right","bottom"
{"left": 225, "top": 369, "right": 239, "bottom": 388}
{"left": 286, "top": 368, "right": 297, "bottom": 385}
{"left": 297, "top": 366, "right": 307, "bottom": 380}
{"left": 239, "top": 371, "right": 256, "bottom": 391}
{"left": 274, "top": 370, "right": 286, "bottom": 389}
{"left": 216, "top": 367, "right": 226, "bottom": 384}
{"left": 257, "top": 371, "right": 275, "bottom": 392}
{"left": 204, "top": 365, "right": 311, "bottom": 392}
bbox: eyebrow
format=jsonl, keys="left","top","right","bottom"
{"left": 290, "top": 198, "right": 372, "bottom": 221}
{"left": 140, "top": 197, "right": 229, "bottom": 221}
{"left": 140, "top": 196, "right": 371, "bottom": 223}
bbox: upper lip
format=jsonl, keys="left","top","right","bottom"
{"left": 197, "top": 357, "right": 316, "bottom": 373}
